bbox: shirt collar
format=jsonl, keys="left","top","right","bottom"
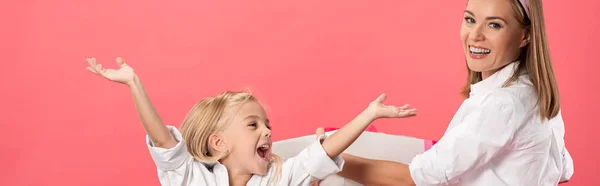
{"left": 470, "top": 62, "right": 521, "bottom": 97}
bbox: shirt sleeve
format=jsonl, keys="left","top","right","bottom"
{"left": 147, "top": 125, "right": 193, "bottom": 171}
{"left": 409, "top": 93, "right": 524, "bottom": 186}
{"left": 147, "top": 125, "right": 200, "bottom": 186}
{"left": 560, "top": 149, "right": 574, "bottom": 182}
{"left": 550, "top": 111, "right": 574, "bottom": 182}
{"left": 279, "top": 134, "right": 345, "bottom": 185}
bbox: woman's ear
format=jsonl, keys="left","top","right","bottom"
{"left": 519, "top": 29, "right": 530, "bottom": 48}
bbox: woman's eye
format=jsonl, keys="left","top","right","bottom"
{"left": 465, "top": 17, "right": 475, "bottom": 23}
{"left": 248, "top": 123, "right": 257, "bottom": 127}
{"left": 489, "top": 22, "right": 502, "bottom": 29}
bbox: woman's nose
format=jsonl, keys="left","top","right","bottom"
{"left": 469, "top": 24, "right": 485, "bottom": 42}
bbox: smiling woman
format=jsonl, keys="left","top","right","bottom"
{"left": 332, "top": 0, "right": 574, "bottom": 185}
{"left": 461, "top": 0, "right": 561, "bottom": 121}
{"left": 460, "top": 0, "right": 530, "bottom": 78}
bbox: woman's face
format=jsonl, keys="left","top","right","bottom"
{"left": 460, "top": 0, "right": 529, "bottom": 78}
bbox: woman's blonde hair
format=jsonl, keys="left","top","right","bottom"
{"left": 461, "top": 0, "right": 560, "bottom": 121}
{"left": 179, "top": 91, "right": 282, "bottom": 185}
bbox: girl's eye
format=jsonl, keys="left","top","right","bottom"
{"left": 248, "top": 123, "right": 257, "bottom": 127}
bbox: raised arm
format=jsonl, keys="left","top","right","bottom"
{"left": 280, "top": 95, "right": 416, "bottom": 185}
{"left": 310, "top": 128, "right": 415, "bottom": 186}
{"left": 320, "top": 94, "right": 417, "bottom": 158}
{"left": 86, "top": 57, "right": 177, "bottom": 148}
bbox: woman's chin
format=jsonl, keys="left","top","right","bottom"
{"left": 466, "top": 60, "right": 485, "bottom": 72}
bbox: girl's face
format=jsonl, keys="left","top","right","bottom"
{"left": 217, "top": 100, "right": 273, "bottom": 176}
{"left": 460, "top": 0, "right": 529, "bottom": 79}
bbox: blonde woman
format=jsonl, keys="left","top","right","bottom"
{"left": 322, "top": 0, "right": 574, "bottom": 185}
{"left": 85, "top": 57, "right": 417, "bottom": 186}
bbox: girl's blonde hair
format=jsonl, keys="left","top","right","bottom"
{"left": 179, "top": 91, "right": 282, "bottom": 185}
{"left": 461, "top": 0, "right": 560, "bottom": 121}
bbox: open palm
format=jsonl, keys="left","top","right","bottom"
{"left": 86, "top": 57, "right": 135, "bottom": 85}
{"left": 368, "top": 94, "right": 417, "bottom": 119}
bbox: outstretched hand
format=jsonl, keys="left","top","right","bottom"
{"left": 86, "top": 57, "right": 136, "bottom": 86}
{"left": 366, "top": 94, "right": 417, "bottom": 119}
{"left": 309, "top": 93, "right": 416, "bottom": 186}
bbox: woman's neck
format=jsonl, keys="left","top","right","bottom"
{"left": 482, "top": 60, "right": 520, "bottom": 80}
{"left": 481, "top": 70, "right": 497, "bottom": 80}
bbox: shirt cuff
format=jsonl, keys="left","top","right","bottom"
{"left": 300, "top": 136, "right": 345, "bottom": 179}
{"left": 146, "top": 125, "right": 190, "bottom": 171}
{"left": 560, "top": 150, "right": 574, "bottom": 182}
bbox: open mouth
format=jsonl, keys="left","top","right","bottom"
{"left": 256, "top": 143, "right": 271, "bottom": 162}
{"left": 469, "top": 45, "right": 491, "bottom": 56}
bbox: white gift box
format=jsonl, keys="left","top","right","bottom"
{"left": 272, "top": 130, "right": 429, "bottom": 186}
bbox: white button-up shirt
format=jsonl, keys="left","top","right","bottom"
{"left": 146, "top": 126, "right": 345, "bottom": 186}
{"left": 409, "top": 62, "right": 574, "bottom": 186}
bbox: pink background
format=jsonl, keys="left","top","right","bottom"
{"left": 1, "top": 0, "right": 598, "bottom": 185}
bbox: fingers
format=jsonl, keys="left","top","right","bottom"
{"left": 399, "top": 108, "right": 418, "bottom": 117}
{"left": 86, "top": 58, "right": 96, "bottom": 73}
{"left": 316, "top": 127, "right": 325, "bottom": 136}
{"left": 116, "top": 57, "right": 127, "bottom": 67}
{"left": 86, "top": 58, "right": 100, "bottom": 74}
{"left": 86, "top": 58, "right": 94, "bottom": 68}
{"left": 310, "top": 180, "right": 321, "bottom": 186}
{"left": 95, "top": 63, "right": 106, "bottom": 75}
{"left": 86, "top": 66, "right": 98, "bottom": 74}
{"left": 374, "top": 93, "right": 386, "bottom": 103}
{"left": 316, "top": 127, "right": 325, "bottom": 139}
{"left": 86, "top": 57, "right": 107, "bottom": 77}
{"left": 90, "top": 57, "right": 97, "bottom": 67}
{"left": 382, "top": 105, "right": 417, "bottom": 118}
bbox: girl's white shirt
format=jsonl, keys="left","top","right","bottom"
{"left": 146, "top": 126, "right": 345, "bottom": 186}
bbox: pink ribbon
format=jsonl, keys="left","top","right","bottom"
{"left": 519, "top": 0, "right": 530, "bottom": 19}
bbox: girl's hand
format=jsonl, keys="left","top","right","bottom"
{"left": 366, "top": 94, "right": 417, "bottom": 119}
{"left": 86, "top": 57, "right": 136, "bottom": 86}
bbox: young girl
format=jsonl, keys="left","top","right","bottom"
{"left": 85, "top": 57, "right": 417, "bottom": 186}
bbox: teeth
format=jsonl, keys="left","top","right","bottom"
{"left": 469, "top": 46, "right": 490, "bottom": 53}
{"left": 259, "top": 144, "right": 270, "bottom": 150}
